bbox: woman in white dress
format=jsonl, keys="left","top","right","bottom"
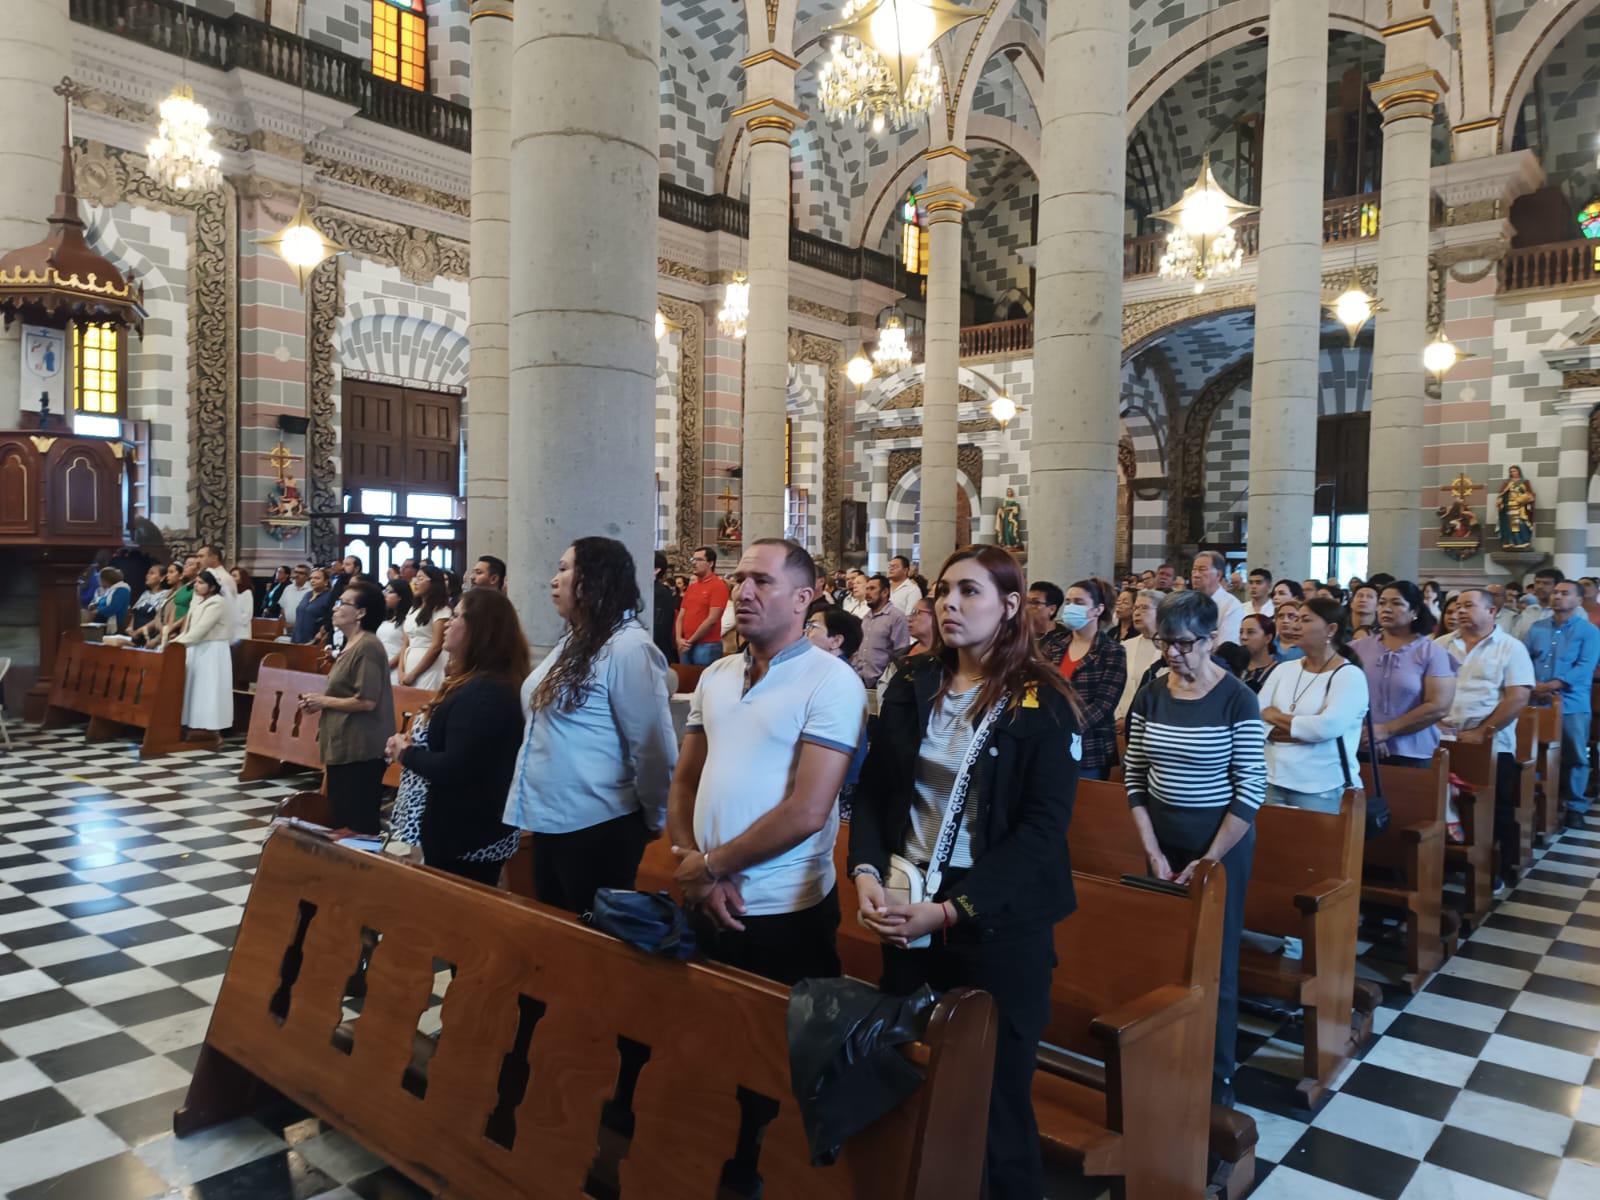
{"left": 175, "top": 570, "right": 233, "bottom": 734}
{"left": 378, "top": 578, "right": 411, "bottom": 683}
{"left": 398, "top": 564, "right": 450, "bottom": 691}
{"left": 229, "top": 567, "right": 256, "bottom": 639}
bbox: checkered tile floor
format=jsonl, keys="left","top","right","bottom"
{"left": 2, "top": 725, "right": 1598, "bottom": 1199}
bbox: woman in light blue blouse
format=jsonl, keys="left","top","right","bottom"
{"left": 502, "top": 537, "right": 678, "bottom": 914}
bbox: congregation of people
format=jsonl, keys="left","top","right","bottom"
{"left": 75, "top": 531, "right": 1600, "bottom": 1197}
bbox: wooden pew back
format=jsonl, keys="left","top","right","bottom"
{"left": 1243, "top": 793, "right": 1364, "bottom": 938}
{"left": 382, "top": 685, "right": 437, "bottom": 788}
{"left": 234, "top": 638, "right": 325, "bottom": 693}
{"left": 180, "top": 828, "right": 997, "bottom": 1200}
{"left": 42, "top": 636, "right": 191, "bottom": 757}
{"left": 243, "top": 661, "right": 328, "bottom": 775}
{"left": 252, "top": 617, "right": 286, "bottom": 640}
{"left": 1066, "top": 780, "right": 1148, "bottom": 878}
{"left": 1360, "top": 750, "right": 1448, "bottom": 872}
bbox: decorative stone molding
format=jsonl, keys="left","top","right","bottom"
{"left": 880, "top": 383, "right": 987, "bottom": 411}
{"left": 659, "top": 295, "right": 705, "bottom": 556}
{"left": 1171, "top": 357, "right": 1254, "bottom": 551}
{"left": 1566, "top": 370, "right": 1600, "bottom": 390}
{"left": 1591, "top": 407, "right": 1599, "bottom": 479}
{"left": 789, "top": 330, "right": 844, "bottom": 565}
{"left": 309, "top": 153, "right": 469, "bottom": 218}
{"left": 789, "top": 296, "right": 850, "bottom": 325}
{"left": 872, "top": 416, "right": 1003, "bottom": 441}
{"left": 307, "top": 258, "right": 343, "bottom": 565}
{"left": 1444, "top": 199, "right": 1502, "bottom": 227}
{"left": 658, "top": 257, "right": 714, "bottom": 285}
{"left": 885, "top": 446, "right": 984, "bottom": 502}
{"left": 74, "top": 141, "right": 238, "bottom": 556}
{"left": 1123, "top": 285, "right": 1254, "bottom": 352}
{"left": 311, "top": 207, "right": 468, "bottom": 281}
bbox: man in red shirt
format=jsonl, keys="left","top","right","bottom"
{"left": 676, "top": 545, "right": 730, "bottom": 666}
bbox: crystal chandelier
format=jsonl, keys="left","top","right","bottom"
{"left": 818, "top": 0, "right": 981, "bottom": 134}
{"left": 872, "top": 311, "right": 914, "bottom": 375}
{"left": 717, "top": 273, "right": 749, "bottom": 339}
{"left": 1154, "top": 153, "right": 1257, "bottom": 293}
{"left": 146, "top": 85, "right": 221, "bottom": 192}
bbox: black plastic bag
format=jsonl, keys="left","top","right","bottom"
{"left": 586, "top": 889, "right": 698, "bottom": 960}
{"left": 786, "top": 977, "right": 937, "bottom": 1166}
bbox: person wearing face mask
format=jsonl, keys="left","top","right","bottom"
{"left": 1058, "top": 578, "right": 1127, "bottom": 781}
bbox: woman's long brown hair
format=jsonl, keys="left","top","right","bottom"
{"left": 929, "top": 545, "right": 1080, "bottom": 723}
{"left": 428, "top": 588, "right": 530, "bottom": 715}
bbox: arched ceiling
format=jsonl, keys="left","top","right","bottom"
{"left": 1510, "top": 5, "right": 1600, "bottom": 212}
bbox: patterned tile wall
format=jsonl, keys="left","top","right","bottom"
{"left": 83, "top": 202, "right": 192, "bottom": 529}
{"left": 655, "top": 329, "right": 681, "bottom": 549}
{"left": 427, "top": 0, "right": 471, "bottom": 104}
{"left": 1521, "top": 8, "right": 1600, "bottom": 201}
{"left": 964, "top": 148, "right": 1036, "bottom": 302}
{"left": 970, "top": 51, "right": 1040, "bottom": 136}
{"left": 303, "top": 0, "right": 369, "bottom": 59}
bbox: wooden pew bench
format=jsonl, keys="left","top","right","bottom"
{"left": 381, "top": 685, "right": 435, "bottom": 790}
{"left": 1360, "top": 750, "right": 1449, "bottom": 990}
{"left": 1519, "top": 701, "right": 1563, "bottom": 844}
{"left": 238, "top": 660, "right": 329, "bottom": 782}
{"left": 41, "top": 635, "right": 211, "bottom": 757}
{"left": 178, "top": 827, "right": 998, "bottom": 1199}
{"left": 1033, "top": 865, "right": 1226, "bottom": 1200}
{"left": 1450, "top": 733, "right": 1534, "bottom": 898}
{"left": 1066, "top": 780, "right": 1370, "bottom": 1108}
{"left": 1437, "top": 737, "right": 1497, "bottom": 927}
{"left": 232, "top": 639, "right": 325, "bottom": 731}
{"left": 251, "top": 617, "right": 286, "bottom": 640}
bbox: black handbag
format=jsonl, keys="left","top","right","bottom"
{"left": 1337, "top": 704, "right": 1391, "bottom": 838}
{"left": 586, "top": 889, "right": 698, "bottom": 960}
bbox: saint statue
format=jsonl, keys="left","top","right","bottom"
{"left": 1496, "top": 465, "right": 1536, "bottom": 550}
{"left": 717, "top": 485, "right": 742, "bottom": 543}
{"left": 995, "top": 487, "right": 1022, "bottom": 549}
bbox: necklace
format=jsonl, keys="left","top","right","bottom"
{"left": 1288, "top": 656, "right": 1337, "bottom": 712}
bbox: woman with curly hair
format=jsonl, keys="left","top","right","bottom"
{"left": 389, "top": 587, "right": 530, "bottom": 883}
{"left": 502, "top": 537, "right": 679, "bottom": 913}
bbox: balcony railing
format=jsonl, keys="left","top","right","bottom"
{"left": 1124, "top": 193, "right": 1379, "bottom": 279}
{"left": 71, "top": 0, "right": 471, "bottom": 151}
{"left": 1498, "top": 239, "right": 1600, "bottom": 294}
{"left": 961, "top": 318, "right": 1034, "bottom": 358}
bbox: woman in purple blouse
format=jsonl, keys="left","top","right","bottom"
{"left": 1352, "top": 580, "right": 1458, "bottom": 769}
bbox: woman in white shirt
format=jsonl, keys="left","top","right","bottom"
{"left": 175, "top": 570, "right": 234, "bottom": 734}
{"left": 1116, "top": 589, "right": 1164, "bottom": 723}
{"left": 398, "top": 564, "right": 450, "bottom": 691}
{"left": 1256, "top": 596, "right": 1369, "bottom": 813}
{"left": 229, "top": 567, "right": 256, "bottom": 639}
{"left": 502, "top": 536, "right": 677, "bottom": 914}
{"left": 378, "top": 578, "right": 411, "bottom": 682}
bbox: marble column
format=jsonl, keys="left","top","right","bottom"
{"left": 918, "top": 148, "right": 970, "bottom": 572}
{"left": 508, "top": 0, "right": 658, "bottom": 653}
{"left": 0, "top": 0, "right": 68, "bottom": 426}
{"left": 464, "top": 0, "right": 513, "bottom": 564}
{"left": 1244, "top": 0, "right": 1327, "bottom": 582}
{"left": 1367, "top": 11, "right": 1445, "bottom": 577}
{"left": 867, "top": 448, "right": 890, "bottom": 572}
{"left": 1031, "top": 0, "right": 1127, "bottom": 583}
{"left": 734, "top": 54, "right": 802, "bottom": 545}
{"left": 1553, "top": 392, "right": 1597, "bottom": 579}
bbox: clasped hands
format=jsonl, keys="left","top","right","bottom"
{"left": 670, "top": 844, "right": 746, "bottom": 932}
{"left": 384, "top": 732, "right": 411, "bottom": 764}
{"left": 853, "top": 875, "right": 952, "bottom": 949}
{"left": 1143, "top": 846, "right": 1209, "bottom": 887}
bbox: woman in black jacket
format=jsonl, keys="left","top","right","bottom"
{"left": 849, "top": 544, "right": 1081, "bottom": 1200}
{"left": 388, "top": 587, "right": 531, "bottom": 884}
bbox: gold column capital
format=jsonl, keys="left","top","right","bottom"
{"left": 740, "top": 49, "right": 801, "bottom": 70}
{"left": 1380, "top": 15, "right": 1442, "bottom": 38}
{"left": 469, "top": 0, "right": 514, "bottom": 21}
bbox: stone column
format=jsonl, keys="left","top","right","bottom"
{"left": 734, "top": 53, "right": 802, "bottom": 545}
{"left": 1030, "top": 0, "right": 1127, "bottom": 583}
{"left": 508, "top": 0, "right": 658, "bottom": 653}
{"left": 868, "top": 448, "right": 890, "bottom": 572}
{"left": 918, "top": 148, "right": 970, "bottom": 572}
{"left": 464, "top": 0, "right": 513, "bottom": 564}
{"left": 1244, "top": 0, "right": 1328, "bottom": 582}
{"left": 1553, "top": 392, "right": 1597, "bottom": 579}
{"left": 0, "top": 0, "right": 68, "bottom": 426}
{"left": 1366, "top": 10, "right": 1445, "bottom": 577}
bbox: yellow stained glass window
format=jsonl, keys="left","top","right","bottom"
{"left": 72, "top": 325, "right": 121, "bottom": 417}
{"left": 373, "top": 0, "right": 426, "bottom": 92}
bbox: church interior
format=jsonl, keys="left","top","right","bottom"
{"left": 0, "top": 0, "right": 1599, "bottom": 1197}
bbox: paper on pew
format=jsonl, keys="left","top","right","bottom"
{"left": 335, "top": 836, "right": 384, "bottom": 853}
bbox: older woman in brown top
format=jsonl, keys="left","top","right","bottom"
{"left": 300, "top": 580, "right": 394, "bottom": 833}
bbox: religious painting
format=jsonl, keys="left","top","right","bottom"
{"left": 1436, "top": 472, "right": 1483, "bottom": 561}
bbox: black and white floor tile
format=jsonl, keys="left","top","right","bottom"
{"left": 2, "top": 725, "right": 1598, "bottom": 1199}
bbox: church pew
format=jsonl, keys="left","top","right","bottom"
{"left": 381, "top": 685, "right": 436, "bottom": 789}
{"left": 670, "top": 662, "right": 704, "bottom": 695}
{"left": 176, "top": 826, "right": 998, "bottom": 1200}
{"left": 252, "top": 617, "right": 286, "bottom": 640}
{"left": 1454, "top": 726, "right": 1535, "bottom": 886}
{"left": 232, "top": 638, "right": 325, "bottom": 731}
{"left": 1438, "top": 737, "right": 1499, "bottom": 927}
{"left": 1065, "top": 780, "right": 1369, "bottom": 1108}
{"left": 238, "top": 660, "right": 328, "bottom": 782}
{"left": 1519, "top": 699, "right": 1564, "bottom": 841}
{"left": 1359, "top": 751, "right": 1449, "bottom": 991}
{"left": 41, "top": 635, "right": 210, "bottom": 758}
{"left": 1033, "top": 865, "right": 1225, "bottom": 1200}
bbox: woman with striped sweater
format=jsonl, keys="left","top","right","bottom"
{"left": 1123, "top": 589, "right": 1267, "bottom": 1113}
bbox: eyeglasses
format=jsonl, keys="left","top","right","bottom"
{"left": 1154, "top": 636, "right": 1207, "bottom": 654}
{"left": 803, "top": 620, "right": 823, "bottom": 633}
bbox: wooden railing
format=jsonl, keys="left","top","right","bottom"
{"left": 1125, "top": 193, "right": 1379, "bottom": 279}
{"left": 1498, "top": 239, "right": 1600, "bottom": 294}
{"left": 961, "top": 318, "right": 1034, "bottom": 358}
{"left": 71, "top": 0, "right": 471, "bottom": 151}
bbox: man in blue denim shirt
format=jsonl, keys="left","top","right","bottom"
{"left": 1525, "top": 580, "right": 1600, "bottom": 828}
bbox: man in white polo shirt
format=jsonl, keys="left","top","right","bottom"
{"left": 1192, "top": 550, "right": 1244, "bottom": 644}
{"left": 668, "top": 537, "right": 866, "bottom": 984}
{"left": 1440, "top": 587, "right": 1534, "bottom": 895}
{"left": 887, "top": 555, "right": 922, "bottom": 617}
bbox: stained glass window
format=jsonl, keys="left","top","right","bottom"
{"left": 1579, "top": 201, "right": 1600, "bottom": 241}
{"left": 901, "top": 189, "right": 928, "bottom": 274}
{"left": 72, "top": 324, "right": 122, "bottom": 417}
{"left": 373, "top": 0, "right": 427, "bottom": 92}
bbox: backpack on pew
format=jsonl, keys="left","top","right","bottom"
{"left": 1337, "top": 706, "right": 1391, "bottom": 838}
{"left": 587, "top": 888, "right": 698, "bottom": 960}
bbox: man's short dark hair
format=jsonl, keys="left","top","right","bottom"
{"left": 868, "top": 573, "right": 891, "bottom": 592}
{"left": 344, "top": 580, "right": 386, "bottom": 632}
{"left": 1248, "top": 568, "right": 1272, "bottom": 584}
{"left": 695, "top": 545, "right": 717, "bottom": 565}
{"left": 1534, "top": 567, "right": 1564, "bottom": 584}
{"left": 1367, "top": 572, "right": 1395, "bottom": 589}
{"left": 821, "top": 607, "right": 864, "bottom": 658}
{"left": 654, "top": 551, "right": 669, "bottom": 574}
{"left": 749, "top": 537, "right": 816, "bottom": 591}
{"left": 344, "top": 553, "right": 364, "bottom": 575}
{"left": 1029, "top": 580, "right": 1064, "bottom": 610}
{"left": 890, "top": 554, "right": 910, "bottom": 570}
{"left": 477, "top": 554, "right": 507, "bottom": 582}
